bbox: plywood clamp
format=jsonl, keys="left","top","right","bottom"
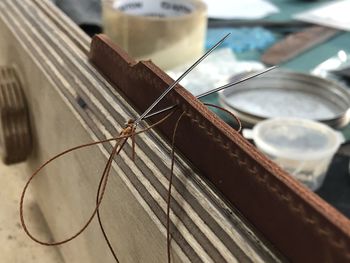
{"left": 0, "top": 66, "right": 32, "bottom": 164}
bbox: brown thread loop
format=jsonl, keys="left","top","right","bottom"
{"left": 20, "top": 135, "right": 127, "bottom": 246}
{"left": 20, "top": 110, "right": 174, "bottom": 250}
{"left": 21, "top": 102, "right": 245, "bottom": 262}
{"left": 204, "top": 103, "right": 242, "bottom": 133}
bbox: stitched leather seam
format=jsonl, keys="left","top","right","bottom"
{"left": 174, "top": 101, "right": 350, "bottom": 257}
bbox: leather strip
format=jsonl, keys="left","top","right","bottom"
{"left": 261, "top": 26, "right": 339, "bottom": 65}
{"left": 90, "top": 34, "right": 350, "bottom": 262}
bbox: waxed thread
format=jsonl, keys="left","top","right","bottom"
{"left": 20, "top": 103, "right": 244, "bottom": 262}
{"left": 19, "top": 110, "right": 174, "bottom": 253}
{"left": 166, "top": 104, "right": 242, "bottom": 263}
{"left": 96, "top": 133, "right": 128, "bottom": 263}
{"left": 167, "top": 112, "right": 186, "bottom": 263}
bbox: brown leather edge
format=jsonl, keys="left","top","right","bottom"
{"left": 89, "top": 34, "right": 350, "bottom": 262}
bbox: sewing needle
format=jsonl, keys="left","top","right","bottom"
{"left": 133, "top": 33, "right": 231, "bottom": 127}
{"left": 143, "top": 66, "right": 277, "bottom": 120}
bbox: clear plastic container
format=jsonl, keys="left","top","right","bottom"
{"left": 244, "top": 118, "right": 344, "bottom": 191}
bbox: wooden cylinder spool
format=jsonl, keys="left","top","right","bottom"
{"left": 0, "top": 66, "right": 31, "bottom": 164}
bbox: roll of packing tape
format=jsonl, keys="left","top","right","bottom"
{"left": 102, "top": 0, "right": 207, "bottom": 70}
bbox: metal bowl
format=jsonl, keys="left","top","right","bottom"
{"left": 218, "top": 70, "right": 350, "bottom": 128}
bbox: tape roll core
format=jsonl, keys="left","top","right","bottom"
{"left": 102, "top": 0, "right": 207, "bottom": 70}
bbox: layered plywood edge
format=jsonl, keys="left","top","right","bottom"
{"left": 0, "top": 0, "right": 284, "bottom": 262}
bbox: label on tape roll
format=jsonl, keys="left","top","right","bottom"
{"left": 113, "top": 0, "right": 194, "bottom": 17}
